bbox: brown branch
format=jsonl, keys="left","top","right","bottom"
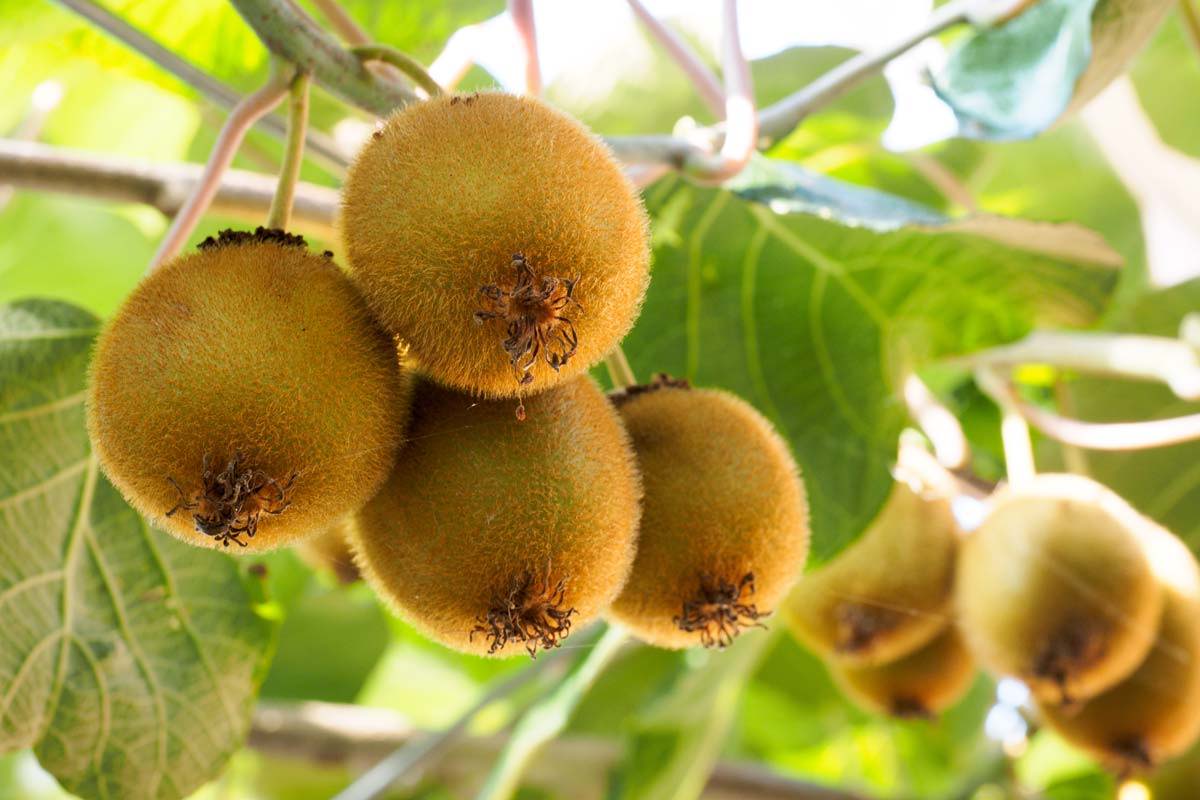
{"left": 249, "top": 701, "right": 869, "bottom": 800}
{"left": 0, "top": 139, "right": 337, "bottom": 240}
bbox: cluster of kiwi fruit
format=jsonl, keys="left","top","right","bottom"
{"left": 785, "top": 457, "right": 1200, "bottom": 775}
{"left": 86, "top": 91, "right": 810, "bottom": 658}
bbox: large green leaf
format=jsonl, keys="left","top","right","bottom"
{"left": 632, "top": 171, "right": 1118, "bottom": 561}
{"left": 0, "top": 299, "right": 274, "bottom": 800}
{"left": 932, "top": 0, "right": 1173, "bottom": 139}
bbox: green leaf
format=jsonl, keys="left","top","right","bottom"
{"left": 0, "top": 299, "right": 274, "bottom": 800}
{"left": 633, "top": 172, "right": 1117, "bottom": 561}
{"left": 932, "top": 0, "right": 1173, "bottom": 139}
{"left": 606, "top": 630, "right": 774, "bottom": 800}
{"left": 1056, "top": 279, "right": 1200, "bottom": 547}
{"left": 932, "top": 0, "right": 1100, "bottom": 139}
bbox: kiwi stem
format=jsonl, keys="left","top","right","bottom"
{"left": 266, "top": 71, "right": 311, "bottom": 230}
{"left": 475, "top": 624, "right": 628, "bottom": 800}
{"left": 148, "top": 61, "right": 292, "bottom": 271}
{"left": 508, "top": 0, "right": 542, "bottom": 97}
{"left": 625, "top": 0, "right": 724, "bottom": 119}
{"left": 976, "top": 368, "right": 1036, "bottom": 487}
{"left": 605, "top": 346, "right": 638, "bottom": 390}
{"left": 350, "top": 45, "right": 444, "bottom": 98}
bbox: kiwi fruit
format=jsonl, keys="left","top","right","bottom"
{"left": 956, "top": 474, "right": 1163, "bottom": 706}
{"left": 87, "top": 228, "right": 410, "bottom": 552}
{"left": 352, "top": 376, "right": 640, "bottom": 657}
{"left": 782, "top": 473, "right": 960, "bottom": 666}
{"left": 828, "top": 624, "right": 976, "bottom": 719}
{"left": 341, "top": 91, "right": 649, "bottom": 399}
{"left": 1040, "top": 524, "right": 1200, "bottom": 774}
{"left": 297, "top": 519, "right": 360, "bottom": 585}
{"left": 606, "top": 376, "right": 809, "bottom": 649}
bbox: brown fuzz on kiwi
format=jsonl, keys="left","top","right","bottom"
{"left": 783, "top": 461, "right": 961, "bottom": 666}
{"left": 828, "top": 624, "right": 977, "bottom": 720}
{"left": 87, "top": 230, "right": 411, "bottom": 552}
{"left": 956, "top": 474, "right": 1164, "bottom": 706}
{"left": 352, "top": 376, "right": 640, "bottom": 658}
{"left": 296, "top": 519, "right": 361, "bottom": 585}
{"left": 340, "top": 91, "right": 649, "bottom": 399}
{"left": 606, "top": 377, "right": 809, "bottom": 650}
{"left": 1039, "top": 524, "right": 1200, "bottom": 775}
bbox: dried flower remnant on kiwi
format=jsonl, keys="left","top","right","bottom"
{"left": 166, "top": 453, "right": 296, "bottom": 548}
{"left": 674, "top": 572, "right": 766, "bottom": 649}
{"left": 834, "top": 603, "right": 906, "bottom": 656}
{"left": 198, "top": 226, "right": 335, "bottom": 258}
{"left": 471, "top": 565, "right": 578, "bottom": 657}
{"left": 475, "top": 253, "right": 581, "bottom": 387}
{"left": 1032, "top": 616, "right": 1110, "bottom": 706}
{"left": 611, "top": 373, "right": 692, "bottom": 405}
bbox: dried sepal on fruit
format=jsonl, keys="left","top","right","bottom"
{"left": 352, "top": 376, "right": 640, "bottom": 657}
{"left": 783, "top": 465, "right": 961, "bottom": 666}
{"left": 87, "top": 228, "right": 411, "bottom": 552}
{"left": 956, "top": 474, "right": 1164, "bottom": 706}
{"left": 1040, "top": 524, "right": 1200, "bottom": 775}
{"left": 607, "top": 375, "right": 809, "bottom": 650}
{"left": 828, "top": 624, "right": 977, "bottom": 720}
{"left": 297, "top": 518, "right": 361, "bottom": 585}
{"left": 341, "top": 91, "right": 649, "bottom": 399}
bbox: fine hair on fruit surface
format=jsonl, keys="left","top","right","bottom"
{"left": 827, "top": 623, "right": 977, "bottom": 720}
{"left": 87, "top": 229, "right": 412, "bottom": 552}
{"left": 351, "top": 375, "right": 641, "bottom": 657}
{"left": 955, "top": 473, "right": 1164, "bottom": 707}
{"left": 606, "top": 375, "right": 809, "bottom": 649}
{"left": 783, "top": 464, "right": 960, "bottom": 666}
{"left": 1039, "top": 522, "right": 1200, "bottom": 775}
{"left": 297, "top": 518, "right": 361, "bottom": 585}
{"left": 340, "top": 91, "right": 650, "bottom": 399}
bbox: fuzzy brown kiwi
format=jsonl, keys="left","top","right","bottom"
{"left": 1039, "top": 524, "right": 1200, "bottom": 775}
{"left": 351, "top": 376, "right": 640, "bottom": 657}
{"left": 782, "top": 473, "right": 960, "bottom": 666}
{"left": 340, "top": 91, "right": 649, "bottom": 399}
{"left": 87, "top": 228, "right": 411, "bottom": 552}
{"left": 606, "top": 376, "right": 809, "bottom": 649}
{"left": 956, "top": 474, "right": 1164, "bottom": 706}
{"left": 828, "top": 624, "right": 976, "bottom": 719}
{"left": 297, "top": 519, "right": 360, "bottom": 585}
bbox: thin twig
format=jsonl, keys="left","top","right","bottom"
{"left": 508, "top": 0, "right": 542, "bottom": 96}
{"left": 428, "top": 24, "right": 484, "bottom": 91}
{"left": 953, "top": 330, "right": 1200, "bottom": 402}
{"left": 605, "top": 347, "right": 638, "bottom": 389}
{"left": 351, "top": 45, "right": 444, "bottom": 97}
{"left": 267, "top": 71, "right": 310, "bottom": 230}
{"left": 695, "top": 0, "right": 758, "bottom": 182}
{"left": 985, "top": 377, "right": 1200, "bottom": 451}
{"left": 310, "top": 0, "right": 410, "bottom": 87}
{"left": 903, "top": 374, "right": 969, "bottom": 469}
{"left": 0, "top": 140, "right": 337, "bottom": 238}
{"left": 149, "top": 65, "right": 292, "bottom": 270}
{"left": 229, "top": 0, "right": 416, "bottom": 114}
{"left": 332, "top": 638, "right": 581, "bottom": 800}
{"left": 51, "top": 0, "right": 348, "bottom": 173}
{"left": 976, "top": 368, "right": 1036, "bottom": 486}
{"left": 475, "top": 625, "right": 629, "bottom": 800}
{"left": 625, "top": 0, "right": 724, "bottom": 118}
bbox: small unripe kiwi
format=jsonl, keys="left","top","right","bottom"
{"left": 956, "top": 474, "right": 1163, "bottom": 706}
{"left": 828, "top": 624, "right": 976, "bottom": 719}
{"left": 87, "top": 228, "right": 410, "bottom": 552}
{"left": 1040, "top": 524, "right": 1200, "bottom": 774}
{"left": 783, "top": 474, "right": 960, "bottom": 665}
{"left": 341, "top": 91, "right": 649, "bottom": 399}
{"left": 352, "top": 376, "right": 640, "bottom": 657}
{"left": 606, "top": 376, "right": 809, "bottom": 649}
{"left": 297, "top": 519, "right": 360, "bottom": 585}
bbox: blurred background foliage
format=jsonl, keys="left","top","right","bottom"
{"left": 3, "top": 1, "right": 1200, "bottom": 799}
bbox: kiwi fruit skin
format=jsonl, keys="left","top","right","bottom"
{"left": 606, "top": 382, "right": 809, "bottom": 650}
{"left": 783, "top": 478, "right": 960, "bottom": 666}
{"left": 297, "top": 519, "right": 360, "bottom": 585}
{"left": 87, "top": 238, "right": 411, "bottom": 552}
{"left": 340, "top": 91, "right": 649, "bottom": 399}
{"left": 352, "top": 376, "right": 641, "bottom": 657}
{"left": 829, "top": 624, "right": 976, "bottom": 719}
{"left": 1040, "top": 524, "right": 1200, "bottom": 774}
{"left": 956, "top": 474, "right": 1163, "bottom": 706}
